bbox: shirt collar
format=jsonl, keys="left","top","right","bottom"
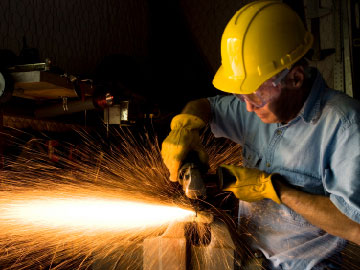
{"left": 298, "top": 68, "right": 325, "bottom": 124}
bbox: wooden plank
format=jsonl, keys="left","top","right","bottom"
{"left": 14, "top": 81, "right": 78, "bottom": 99}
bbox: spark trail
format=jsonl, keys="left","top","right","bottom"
{"left": 0, "top": 127, "right": 243, "bottom": 270}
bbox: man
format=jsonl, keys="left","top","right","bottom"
{"left": 161, "top": 1, "right": 360, "bottom": 270}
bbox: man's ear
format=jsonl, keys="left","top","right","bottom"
{"left": 288, "top": 65, "right": 305, "bottom": 89}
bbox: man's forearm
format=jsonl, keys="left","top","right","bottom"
{"left": 181, "top": 98, "right": 211, "bottom": 124}
{"left": 275, "top": 180, "right": 360, "bottom": 245}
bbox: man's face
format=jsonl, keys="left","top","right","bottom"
{"left": 242, "top": 66, "right": 307, "bottom": 124}
{"left": 244, "top": 99, "right": 282, "bottom": 123}
{"left": 240, "top": 77, "right": 285, "bottom": 123}
{"left": 244, "top": 83, "right": 304, "bottom": 124}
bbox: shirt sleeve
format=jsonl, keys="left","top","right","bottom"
{"left": 207, "top": 95, "right": 247, "bottom": 144}
{"left": 325, "top": 117, "right": 360, "bottom": 224}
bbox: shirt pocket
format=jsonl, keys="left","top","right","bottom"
{"left": 242, "top": 145, "right": 261, "bottom": 168}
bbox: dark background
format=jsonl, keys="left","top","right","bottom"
{"left": 0, "top": 0, "right": 359, "bottom": 268}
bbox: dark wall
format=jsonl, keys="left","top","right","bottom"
{"left": 0, "top": 0, "right": 149, "bottom": 75}
{"left": 0, "top": 0, "right": 251, "bottom": 109}
{"left": 1, "top": 1, "right": 351, "bottom": 115}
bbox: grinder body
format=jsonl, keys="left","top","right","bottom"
{"left": 177, "top": 151, "right": 235, "bottom": 201}
{"left": 178, "top": 161, "right": 207, "bottom": 200}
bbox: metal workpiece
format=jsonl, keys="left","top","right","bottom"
{"left": 192, "top": 211, "right": 214, "bottom": 224}
{"left": 143, "top": 217, "right": 236, "bottom": 270}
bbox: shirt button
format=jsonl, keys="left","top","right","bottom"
{"left": 266, "top": 163, "right": 271, "bottom": 167}
{"left": 277, "top": 130, "right": 282, "bottom": 135}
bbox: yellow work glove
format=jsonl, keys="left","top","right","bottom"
{"left": 220, "top": 165, "right": 281, "bottom": 204}
{"left": 161, "top": 114, "right": 209, "bottom": 182}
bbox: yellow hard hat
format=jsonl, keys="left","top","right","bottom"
{"left": 213, "top": 1, "right": 313, "bottom": 94}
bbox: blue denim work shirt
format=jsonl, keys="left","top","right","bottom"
{"left": 207, "top": 70, "right": 360, "bottom": 270}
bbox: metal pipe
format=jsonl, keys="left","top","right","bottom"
{"left": 34, "top": 93, "right": 113, "bottom": 118}
{"left": 35, "top": 98, "right": 95, "bottom": 118}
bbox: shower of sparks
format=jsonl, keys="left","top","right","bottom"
{"left": 0, "top": 127, "right": 244, "bottom": 270}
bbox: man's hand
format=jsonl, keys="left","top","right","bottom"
{"left": 161, "top": 114, "right": 208, "bottom": 181}
{"left": 220, "top": 165, "right": 281, "bottom": 204}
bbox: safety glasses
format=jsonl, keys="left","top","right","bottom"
{"left": 235, "top": 69, "right": 290, "bottom": 108}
